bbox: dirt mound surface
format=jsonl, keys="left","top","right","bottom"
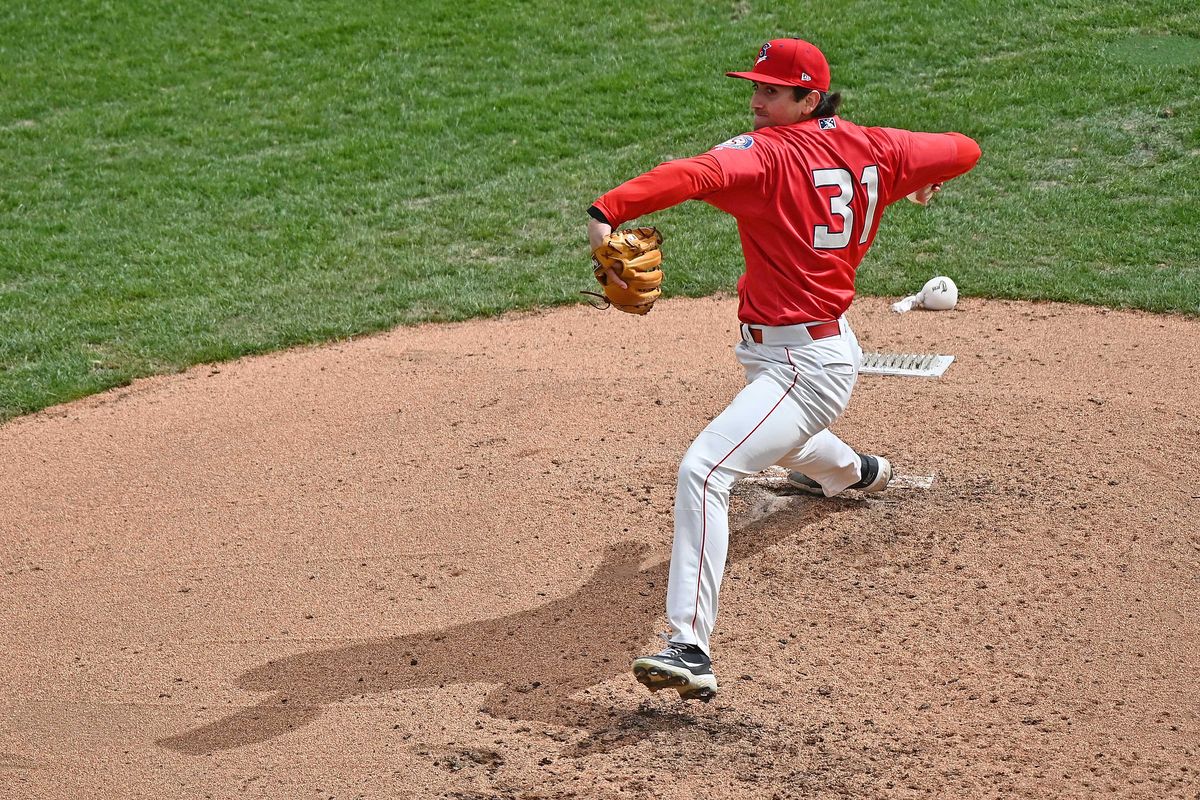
{"left": 2, "top": 296, "right": 1198, "bottom": 798}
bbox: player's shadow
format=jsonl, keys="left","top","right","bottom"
{"left": 158, "top": 490, "right": 847, "bottom": 756}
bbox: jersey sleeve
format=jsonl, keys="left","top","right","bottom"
{"left": 591, "top": 155, "right": 725, "bottom": 228}
{"left": 703, "top": 134, "right": 772, "bottom": 186}
{"left": 591, "top": 134, "right": 771, "bottom": 227}
{"left": 872, "top": 129, "right": 981, "bottom": 206}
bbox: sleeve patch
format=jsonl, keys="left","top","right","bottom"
{"left": 713, "top": 134, "right": 755, "bottom": 151}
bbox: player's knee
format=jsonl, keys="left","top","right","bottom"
{"left": 677, "top": 448, "right": 714, "bottom": 490}
{"left": 678, "top": 446, "right": 741, "bottom": 497}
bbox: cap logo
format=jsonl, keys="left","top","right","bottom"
{"left": 756, "top": 42, "right": 771, "bottom": 64}
{"left": 801, "top": 72, "right": 812, "bottom": 81}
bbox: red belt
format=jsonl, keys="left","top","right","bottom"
{"left": 746, "top": 320, "right": 841, "bottom": 344}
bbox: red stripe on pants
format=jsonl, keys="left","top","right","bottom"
{"left": 690, "top": 371, "right": 800, "bottom": 632}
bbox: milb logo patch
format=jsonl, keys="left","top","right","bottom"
{"left": 714, "top": 135, "right": 755, "bottom": 150}
{"left": 818, "top": 117, "right": 837, "bottom": 130}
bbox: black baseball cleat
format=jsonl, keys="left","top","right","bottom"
{"left": 788, "top": 453, "right": 892, "bottom": 496}
{"left": 632, "top": 641, "right": 718, "bottom": 702}
{"left": 784, "top": 471, "right": 826, "bottom": 496}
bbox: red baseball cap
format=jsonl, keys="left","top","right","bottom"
{"left": 726, "top": 38, "right": 830, "bottom": 92}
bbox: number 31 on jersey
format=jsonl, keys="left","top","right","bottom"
{"left": 812, "top": 165, "right": 879, "bottom": 250}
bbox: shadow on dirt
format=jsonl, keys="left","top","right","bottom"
{"left": 159, "top": 490, "right": 847, "bottom": 755}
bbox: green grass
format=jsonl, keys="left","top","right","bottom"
{"left": 1, "top": 0, "right": 1198, "bottom": 420}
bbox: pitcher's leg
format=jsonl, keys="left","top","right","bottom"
{"left": 666, "top": 375, "right": 831, "bottom": 654}
{"left": 776, "top": 429, "right": 862, "bottom": 496}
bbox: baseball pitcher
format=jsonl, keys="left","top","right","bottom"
{"left": 587, "top": 37, "right": 981, "bottom": 701}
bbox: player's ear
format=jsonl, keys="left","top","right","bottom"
{"left": 793, "top": 87, "right": 818, "bottom": 117}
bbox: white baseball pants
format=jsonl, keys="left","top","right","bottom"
{"left": 666, "top": 319, "right": 864, "bottom": 655}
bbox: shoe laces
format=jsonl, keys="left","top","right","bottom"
{"left": 655, "top": 632, "right": 693, "bottom": 660}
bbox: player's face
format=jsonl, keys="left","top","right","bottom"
{"left": 749, "top": 82, "right": 813, "bottom": 129}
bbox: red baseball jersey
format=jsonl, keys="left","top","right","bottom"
{"left": 592, "top": 117, "right": 981, "bottom": 325}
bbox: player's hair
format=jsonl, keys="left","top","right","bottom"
{"left": 794, "top": 88, "right": 842, "bottom": 117}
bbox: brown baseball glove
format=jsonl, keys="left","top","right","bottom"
{"left": 584, "top": 227, "right": 663, "bottom": 315}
